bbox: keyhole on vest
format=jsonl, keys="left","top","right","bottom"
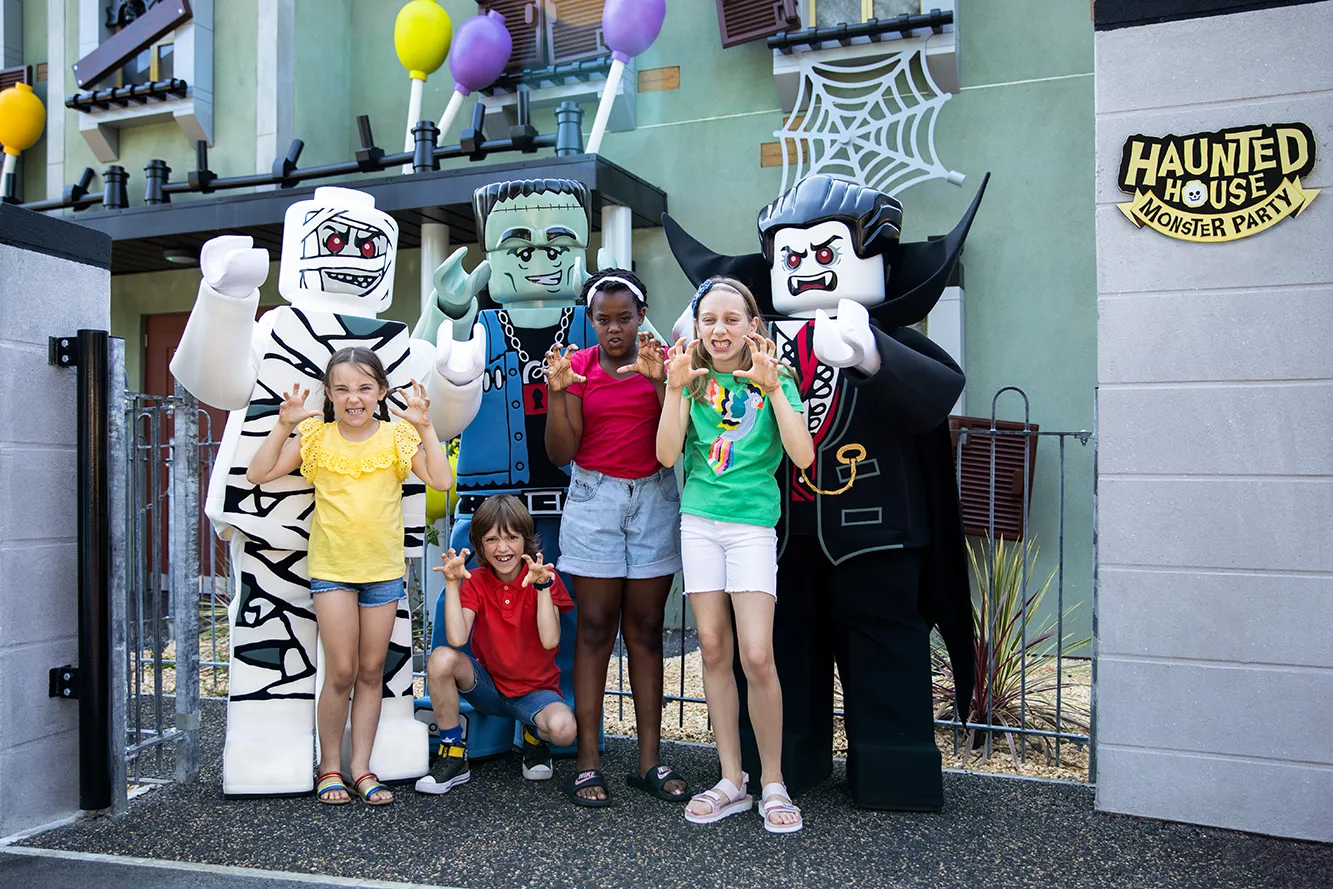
{"left": 531, "top": 388, "right": 545, "bottom": 411}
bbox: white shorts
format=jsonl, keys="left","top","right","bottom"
{"left": 679, "top": 513, "right": 778, "bottom": 598}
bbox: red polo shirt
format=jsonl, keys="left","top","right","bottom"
{"left": 459, "top": 563, "right": 573, "bottom": 699}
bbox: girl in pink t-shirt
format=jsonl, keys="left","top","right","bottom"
{"left": 544, "top": 269, "right": 687, "bottom": 807}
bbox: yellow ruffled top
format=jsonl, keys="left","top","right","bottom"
{"left": 297, "top": 418, "right": 423, "bottom": 583}
{"left": 298, "top": 416, "right": 419, "bottom": 482}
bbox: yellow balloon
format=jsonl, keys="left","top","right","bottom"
{"left": 0, "top": 83, "right": 46, "bottom": 156}
{"left": 425, "top": 442, "right": 460, "bottom": 523}
{"left": 394, "top": 0, "right": 452, "bottom": 81}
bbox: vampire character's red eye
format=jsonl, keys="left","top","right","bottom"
{"left": 785, "top": 252, "right": 801, "bottom": 269}
{"left": 816, "top": 246, "right": 834, "bottom": 265}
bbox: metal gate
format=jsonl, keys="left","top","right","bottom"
{"left": 109, "top": 337, "right": 209, "bottom": 808}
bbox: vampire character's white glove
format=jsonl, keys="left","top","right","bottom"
{"left": 435, "top": 322, "right": 488, "bottom": 387}
{"left": 669, "top": 304, "right": 694, "bottom": 344}
{"left": 813, "top": 299, "right": 881, "bottom": 375}
{"left": 200, "top": 235, "right": 270, "bottom": 298}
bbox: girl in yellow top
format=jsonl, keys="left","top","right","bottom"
{"left": 247, "top": 347, "right": 453, "bottom": 806}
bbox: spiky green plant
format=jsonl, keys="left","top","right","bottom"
{"left": 932, "top": 534, "right": 1089, "bottom": 765}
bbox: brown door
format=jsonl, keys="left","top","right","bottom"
{"left": 142, "top": 309, "right": 273, "bottom": 578}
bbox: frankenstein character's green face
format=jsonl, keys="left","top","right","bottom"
{"left": 483, "top": 190, "right": 590, "bottom": 304}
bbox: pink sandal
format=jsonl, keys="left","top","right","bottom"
{"left": 759, "top": 782, "right": 803, "bottom": 834}
{"left": 684, "top": 772, "right": 753, "bottom": 824}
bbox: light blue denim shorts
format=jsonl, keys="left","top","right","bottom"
{"left": 310, "top": 576, "right": 406, "bottom": 608}
{"left": 557, "top": 463, "right": 683, "bottom": 579}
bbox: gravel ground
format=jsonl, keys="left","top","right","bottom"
{"left": 156, "top": 627, "right": 1092, "bottom": 782}
{"left": 16, "top": 698, "right": 1331, "bottom": 889}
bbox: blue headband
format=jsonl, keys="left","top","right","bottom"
{"left": 689, "top": 279, "right": 715, "bottom": 316}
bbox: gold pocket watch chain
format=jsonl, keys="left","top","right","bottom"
{"left": 799, "top": 444, "right": 867, "bottom": 496}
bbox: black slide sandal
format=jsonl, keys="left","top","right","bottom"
{"left": 566, "top": 769, "right": 614, "bottom": 807}
{"left": 626, "top": 764, "right": 689, "bottom": 802}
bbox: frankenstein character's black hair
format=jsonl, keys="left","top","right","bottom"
{"left": 472, "top": 178, "right": 592, "bottom": 235}
{"left": 757, "top": 175, "right": 904, "bottom": 264}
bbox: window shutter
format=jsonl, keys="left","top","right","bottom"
{"left": 949, "top": 416, "right": 1039, "bottom": 541}
{"left": 715, "top": 0, "right": 802, "bottom": 49}
{"left": 480, "top": 1, "right": 547, "bottom": 72}
{"left": 0, "top": 65, "right": 33, "bottom": 91}
{"left": 548, "top": 0, "right": 608, "bottom": 64}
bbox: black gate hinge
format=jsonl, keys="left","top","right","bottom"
{"left": 49, "top": 336, "right": 81, "bottom": 368}
{"left": 49, "top": 665, "right": 79, "bottom": 699}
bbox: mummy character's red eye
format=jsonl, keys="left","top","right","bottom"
{"left": 360, "top": 238, "right": 377, "bottom": 258}
{"left": 785, "top": 252, "right": 801, "bottom": 269}
{"left": 325, "top": 233, "right": 345, "bottom": 253}
{"left": 816, "top": 246, "right": 834, "bottom": 265}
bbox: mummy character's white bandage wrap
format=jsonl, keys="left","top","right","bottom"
{"left": 171, "top": 187, "right": 444, "bottom": 796}
{"left": 278, "top": 200, "right": 397, "bottom": 316}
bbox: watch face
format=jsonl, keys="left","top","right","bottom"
{"left": 769, "top": 220, "right": 885, "bottom": 318}
{"left": 279, "top": 187, "right": 398, "bottom": 316}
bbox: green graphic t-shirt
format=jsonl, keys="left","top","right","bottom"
{"left": 680, "top": 371, "right": 804, "bottom": 528}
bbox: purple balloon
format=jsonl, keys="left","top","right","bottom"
{"left": 602, "top": 0, "right": 666, "bottom": 62}
{"left": 449, "top": 11, "right": 513, "bottom": 95}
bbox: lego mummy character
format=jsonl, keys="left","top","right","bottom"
{"left": 170, "top": 186, "right": 470, "bottom": 796}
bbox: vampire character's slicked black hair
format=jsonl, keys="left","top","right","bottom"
{"left": 757, "top": 174, "right": 904, "bottom": 264}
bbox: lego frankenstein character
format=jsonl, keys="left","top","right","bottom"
{"left": 415, "top": 178, "right": 646, "bottom": 704}
{"left": 664, "top": 173, "right": 987, "bottom": 810}
{"left": 170, "top": 186, "right": 464, "bottom": 795}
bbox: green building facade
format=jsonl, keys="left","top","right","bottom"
{"left": 9, "top": 0, "right": 1095, "bottom": 633}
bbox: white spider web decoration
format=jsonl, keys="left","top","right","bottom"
{"left": 776, "top": 47, "right": 965, "bottom": 197}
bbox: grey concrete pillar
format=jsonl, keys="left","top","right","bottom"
{"left": 0, "top": 205, "right": 111, "bottom": 835}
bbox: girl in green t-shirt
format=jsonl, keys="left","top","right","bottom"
{"left": 656, "top": 277, "right": 814, "bottom": 834}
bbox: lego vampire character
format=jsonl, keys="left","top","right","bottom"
{"left": 170, "top": 186, "right": 468, "bottom": 795}
{"left": 664, "top": 173, "right": 987, "bottom": 810}
{"left": 413, "top": 177, "right": 642, "bottom": 707}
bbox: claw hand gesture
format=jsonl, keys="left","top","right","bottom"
{"left": 278, "top": 384, "right": 319, "bottom": 429}
{"left": 544, "top": 345, "right": 586, "bottom": 393}
{"left": 732, "top": 334, "right": 783, "bottom": 394}
{"left": 388, "top": 378, "right": 431, "bottom": 430}
{"left": 521, "top": 553, "right": 555, "bottom": 589}
{"left": 665, "top": 338, "right": 708, "bottom": 392}
{"left": 432, "top": 548, "right": 472, "bottom": 584}
{"left": 615, "top": 333, "right": 666, "bottom": 382}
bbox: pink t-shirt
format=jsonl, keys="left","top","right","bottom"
{"left": 566, "top": 345, "right": 662, "bottom": 479}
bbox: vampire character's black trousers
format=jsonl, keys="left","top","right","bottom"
{"left": 735, "top": 536, "right": 943, "bottom": 810}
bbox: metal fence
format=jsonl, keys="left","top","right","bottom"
{"left": 600, "top": 387, "right": 1096, "bottom": 780}
{"left": 113, "top": 380, "right": 207, "bottom": 800}
{"left": 143, "top": 383, "right": 1095, "bottom": 786}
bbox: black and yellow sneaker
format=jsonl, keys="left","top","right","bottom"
{"left": 415, "top": 742, "right": 470, "bottom": 794}
{"left": 521, "top": 728, "right": 552, "bottom": 781}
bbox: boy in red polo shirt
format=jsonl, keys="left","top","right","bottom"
{"left": 415, "top": 495, "right": 577, "bottom": 794}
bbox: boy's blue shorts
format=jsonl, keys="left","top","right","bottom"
{"left": 457, "top": 651, "right": 567, "bottom": 726}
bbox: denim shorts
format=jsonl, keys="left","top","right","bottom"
{"left": 458, "top": 650, "right": 568, "bottom": 725}
{"left": 310, "top": 576, "right": 406, "bottom": 608}
{"left": 557, "top": 463, "right": 683, "bottom": 579}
